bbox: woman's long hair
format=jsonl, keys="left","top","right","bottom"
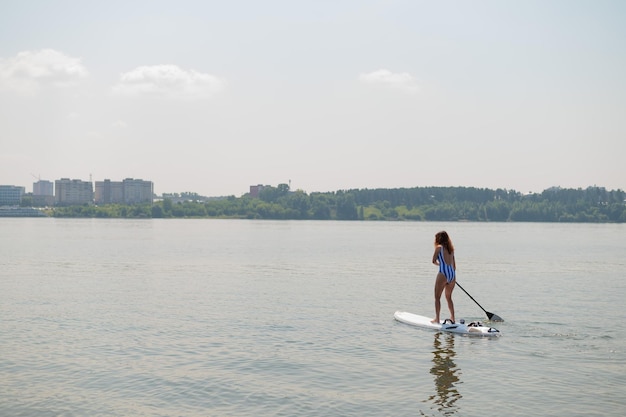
{"left": 435, "top": 231, "right": 454, "bottom": 254}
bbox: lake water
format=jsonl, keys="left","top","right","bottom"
{"left": 1, "top": 218, "right": 624, "bottom": 416}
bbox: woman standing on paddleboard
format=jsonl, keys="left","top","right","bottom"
{"left": 431, "top": 231, "right": 456, "bottom": 324}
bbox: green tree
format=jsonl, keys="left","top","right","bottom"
{"left": 152, "top": 204, "right": 164, "bottom": 218}
{"left": 310, "top": 193, "right": 332, "bottom": 220}
{"left": 336, "top": 193, "right": 358, "bottom": 220}
{"left": 163, "top": 198, "right": 173, "bottom": 215}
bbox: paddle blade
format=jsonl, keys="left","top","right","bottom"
{"left": 487, "top": 312, "right": 504, "bottom": 322}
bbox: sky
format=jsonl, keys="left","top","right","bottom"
{"left": 1, "top": 0, "right": 625, "bottom": 197}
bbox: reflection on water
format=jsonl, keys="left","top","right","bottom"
{"left": 423, "top": 332, "right": 462, "bottom": 416}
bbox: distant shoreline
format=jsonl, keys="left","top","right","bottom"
{"left": 8, "top": 185, "right": 625, "bottom": 223}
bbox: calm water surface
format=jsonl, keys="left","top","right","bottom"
{"left": 1, "top": 219, "right": 624, "bottom": 416}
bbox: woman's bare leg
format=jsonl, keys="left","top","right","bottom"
{"left": 431, "top": 273, "right": 446, "bottom": 323}
{"left": 444, "top": 280, "right": 456, "bottom": 323}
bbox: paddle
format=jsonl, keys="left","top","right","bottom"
{"left": 455, "top": 281, "right": 503, "bottom": 322}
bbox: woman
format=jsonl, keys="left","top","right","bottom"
{"left": 431, "top": 231, "right": 456, "bottom": 324}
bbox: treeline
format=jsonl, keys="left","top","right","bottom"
{"left": 51, "top": 185, "right": 626, "bottom": 223}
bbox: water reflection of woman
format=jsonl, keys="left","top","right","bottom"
{"left": 425, "top": 332, "right": 461, "bottom": 415}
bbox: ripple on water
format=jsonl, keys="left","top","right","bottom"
{"left": 2, "top": 220, "right": 625, "bottom": 417}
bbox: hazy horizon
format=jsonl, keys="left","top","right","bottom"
{"left": 2, "top": 1, "right": 625, "bottom": 197}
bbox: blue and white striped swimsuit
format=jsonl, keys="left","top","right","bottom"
{"left": 438, "top": 247, "right": 455, "bottom": 283}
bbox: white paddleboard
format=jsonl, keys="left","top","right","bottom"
{"left": 394, "top": 311, "right": 500, "bottom": 337}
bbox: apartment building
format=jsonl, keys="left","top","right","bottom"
{"left": 33, "top": 179, "right": 55, "bottom": 207}
{"left": 94, "top": 179, "right": 123, "bottom": 204}
{"left": 94, "top": 178, "right": 153, "bottom": 204}
{"left": 55, "top": 178, "right": 93, "bottom": 206}
{"left": 33, "top": 180, "right": 54, "bottom": 196}
{"left": 0, "top": 185, "right": 25, "bottom": 206}
{"left": 249, "top": 184, "right": 266, "bottom": 198}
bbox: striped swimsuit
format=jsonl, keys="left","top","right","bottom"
{"left": 438, "top": 247, "right": 455, "bottom": 284}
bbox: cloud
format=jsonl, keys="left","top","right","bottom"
{"left": 358, "top": 69, "right": 419, "bottom": 94}
{"left": 0, "top": 49, "right": 88, "bottom": 93}
{"left": 112, "top": 65, "right": 226, "bottom": 99}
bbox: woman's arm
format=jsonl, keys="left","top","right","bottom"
{"left": 432, "top": 246, "right": 441, "bottom": 265}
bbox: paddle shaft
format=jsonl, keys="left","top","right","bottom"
{"left": 455, "top": 281, "right": 503, "bottom": 321}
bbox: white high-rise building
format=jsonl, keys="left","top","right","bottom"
{"left": 55, "top": 178, "right": 93, "bottom": 206}
{"left": 33, "top": 180, "right": 55, "bottom": 207}
{"left": 33, "top": 180, "right": 54, "bottom": 196}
